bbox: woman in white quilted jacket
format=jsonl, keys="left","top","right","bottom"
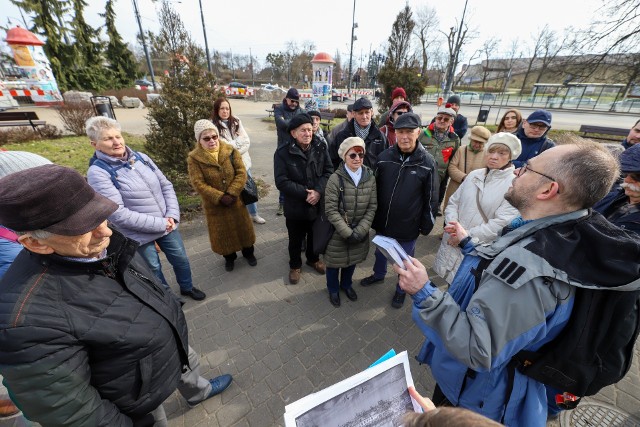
{"left": 211, "top": 97, "right": 266, "bottom": 224}
{"left": 433, "top": 133, "right": 522, "bottom": 284}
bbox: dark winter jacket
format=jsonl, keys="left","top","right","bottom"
{"left": 324, "top": 165, "right": 377, "bottom": 268}
{"left": 452, "top": 113, "right": 468, "bottom": 139}
{"left": 274, "top": 135, "right": 333, "bottom": 221}
{"left": 274, "top": 100, "right": 305, "bottom": 148}
{"left": 0, "top": 229, "right": 189, "bottom": 426}
{"left": 331, "top": 120, "right": 388, "bottom": 170}
{"left": 379, "top": 101, "right": 412, "bottom": 147}
{"left": 593, "top": 185, "right": 640, "bottom": 235}
{"left": 512, "top": 127, "right": 555, "bottom": 168}
{"left": 372, "top": 143, "right": 439, "bottom": 241}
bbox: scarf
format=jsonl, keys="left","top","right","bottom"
{"left": 203, "top": 145, "right": 220, "bottom": 163}
{"left": 354, "top": 122, "right": 371, "bottom": 140}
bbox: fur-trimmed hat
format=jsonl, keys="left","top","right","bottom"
{"left": 338, "top": 137, "right": 366, "bottom": 160}
{"left": 194, "top": 119, "right": 218, "bottom": 141}
{"left": 447, "top": 95, "right": 461, "bottom": 105}
{"left": 486, "top": 132, "right": 522, "bottom": 159}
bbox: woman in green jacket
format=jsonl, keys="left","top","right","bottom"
{"left": 324, "top": 137, "right": 377, "bottom": 307}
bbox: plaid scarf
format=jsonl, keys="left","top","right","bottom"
{"left": 354, "top": 122, "right": 371, "bottom": 140}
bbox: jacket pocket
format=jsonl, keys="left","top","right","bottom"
{"left": 137, "top": 353, "right": 154, "bottom": 400}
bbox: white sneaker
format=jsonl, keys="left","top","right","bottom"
{"left": 252, "top": 214, "right": 266, "bottom": 224}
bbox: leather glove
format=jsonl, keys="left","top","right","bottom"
{"left": 347, "top": 232, "right": 361, "bottom": 244}
{"left": 220, "top": 193, "right": 236, "bottom": 206}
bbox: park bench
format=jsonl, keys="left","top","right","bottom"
{"left": 319, "top": 111, "right": 335, "bottom": 132}
{"left": 266, "top": 103, "right": 277, "bottom": 118}
{"left": 579, "top": 125, "right": 628, "bottom": 142}
{"left": 0, "top": 111, "right": 46, "bottom": 132}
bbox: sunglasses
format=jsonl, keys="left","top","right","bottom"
{"left": 287, "top": 99, "right": 299, "bottom": 104}
{"left": 348, "top": 152, "right": 365, "bottom": 159}
{"left": 624, "top": 172, "right": 640, "bottom": 182}
{"left": 435, "top": 116, "right": 451, "bottom": 122}
{"left": 201, "top": 135, "right": 219, "bottom": 142}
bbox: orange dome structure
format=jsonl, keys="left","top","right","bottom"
{"left": 311, "top": 52, "right": 335, "bottom": 64}
{"left": 5, "top": 26, "right": 44, "bottom": 46}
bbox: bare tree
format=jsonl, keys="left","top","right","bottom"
{"left": 441, "top": 0, "right": 475, "bottom": 95}
{"left": 479, "top": 37, "right": 499, "bottom": 88}
{"left": 454, "top": 49, "right": 480, "bottom": 87}
{"left": 413, "top": 5, "right": 439, "bottom": 83}
{"left": 519, "top": 25, "right": 549, "bottom": 93}
{"left": 534, "top": 28, "right": 575, "bottom": 84}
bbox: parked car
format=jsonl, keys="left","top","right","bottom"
{"left": 480, "top": 93, "right": 496, "bottom": 101}
{"left": 134, "top": 79, "right": 161, "bottom": 90}
{"left": 262, "top": 84, "right": 281, "bottom": 91}
{"left": 610, "top": 98, "right": 640, "bottom": 112}
{"left": 457, "top": 91, "right": 480, "bottom": 102}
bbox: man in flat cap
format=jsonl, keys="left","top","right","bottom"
{"left": 360, "top": 113, "right": 439, "bottom": 309}
{"left": 0, "top": 165, "right": 232, "bottom": 426}
{"left": 331, "top": 97, "right": 387, "bottom": 170}
{"left": 274, "top": 113, "right": 333, "bottom": 285}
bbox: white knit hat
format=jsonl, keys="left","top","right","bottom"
{"left": 0, "top": 151, "right": 52, "bottom": 178}
{"left": 193, "top": 119, "right": 218, "bottom": 141}
{"left": 338, "top": 137, "right": 366, "bottom": 160}
{"left": 486, "top": 132, "right": 522, "bottom": 159}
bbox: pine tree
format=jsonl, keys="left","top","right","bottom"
{"left": 101, "top": 0, "right": 138, "bottom": 88}
{"left": 145, "top": 0, "right": 217, "bottom": 174}
{"left": 69, "top": 0, "right": 109, "bottom": 90}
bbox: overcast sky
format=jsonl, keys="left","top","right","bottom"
{"left": 2, "top": 0, "right": 605, "bottom": 68}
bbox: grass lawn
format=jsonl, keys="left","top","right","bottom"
{"left": 3, "top": 133, "right": 202, "bottom": 215}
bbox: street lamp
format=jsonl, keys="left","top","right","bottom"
{"left": 132, "top": 0, "right": 157, "bottom": 91}
{"left": 198, "top": 0, "right": 212, "bottom": 73}
{"left": 347, "top": 0, "right": 357, "bottom": 96}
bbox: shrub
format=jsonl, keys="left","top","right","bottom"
{"left": 57, "top": 101, "right": 96, "bottom": 135}
{"left": 377, "top": 66, "right": 426, "bottom": 113}
{"left": 0, "top": 125, "right": 62, "bottom": 146}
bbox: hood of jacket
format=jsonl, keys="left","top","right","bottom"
{"left": 386, "top": 101, "right": 413, "bottom": 127}
{"left": 480, "top": 209, "right": 640, "bottom": 290}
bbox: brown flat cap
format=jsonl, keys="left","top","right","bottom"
{"left": 0, "top": 164, "right": 117, "bottom": 236}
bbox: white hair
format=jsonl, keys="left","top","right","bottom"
{"left": 85, "top": 116, "right": 121, "bottom": 142}
{"left": 15, "top": 229, "right": 53, "bottom": 240}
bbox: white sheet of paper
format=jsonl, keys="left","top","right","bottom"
{"left": 372, "top": 235, "right": 411, "bottom": 269}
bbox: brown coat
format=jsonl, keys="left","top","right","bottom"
{"left": 187, "top": 141, "right": 255, "bottom": 255}
{"left": 443, "top": 146, "right": 487, "bottom": 210}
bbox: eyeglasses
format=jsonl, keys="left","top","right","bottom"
{"left": 394, "top": 111, "right": 408, "bottom": 116}
{"left": 348, "top": 152, "right": 365, "bottom": 159}
{"left": 623, "top": 172, "right": 640, "bottom": 182}
{"left": 527, "top": 122, "right": 549, "bottom": 131}
{"left": 435, "top": 116, "right": 451, "bottom": 122}
{"left": 517, "top": 161, "right": 560, "bottom": 193}
{"left": 287, "top": 99, "right": 299, "bottom": 104}
{"left": 201, "top": 135, "right": 219, "bottom": 142}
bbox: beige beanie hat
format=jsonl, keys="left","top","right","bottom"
{"left": 194, "top": 119, "right": 218, "bottom": 141}
{"left": 469, "top": 126, "right": 491, "bottom": 144}
{"left": 338, "top": 137, "right": 366, "bottom": 160}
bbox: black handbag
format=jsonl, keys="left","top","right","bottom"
{"left": 313, "top": 176, "right": 346, "bottom": 254}
{"left": 231, "top": 150, "right": 259, "bottom": 205}
{"left": 241, "top": 174, "right": 258, "bottom": 205}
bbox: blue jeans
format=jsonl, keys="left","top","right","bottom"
{"left": 245, "top": 168, "right": 259, "bottom": 216}
{"left": 137, "top": 230, "right": 193, "bottom": 293}
{"left": 372, "top": 238, "right": 417, "bottom": 295}
{"left": 326, "top": 265, "right": 357, "bottom": 294}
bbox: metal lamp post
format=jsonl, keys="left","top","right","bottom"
{"left": 347, "top": 0, "right": 356, "bottom": 96}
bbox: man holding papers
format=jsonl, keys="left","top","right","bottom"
{"left": 360, "top": 112, "right": 439, "bottom": 308}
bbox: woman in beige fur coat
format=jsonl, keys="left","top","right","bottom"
{"left": 188, "top": 119, "right": 256, "bottom": 272}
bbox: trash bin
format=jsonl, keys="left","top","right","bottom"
{"left": 476, "top": 106, "right": 490, "bottom": 124}
{"left": 91, "top": 96, "right": 116, "bottom": 119}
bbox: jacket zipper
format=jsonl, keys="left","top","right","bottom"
{"left": 128, "top": 268, "right": 165, "bottom": 297}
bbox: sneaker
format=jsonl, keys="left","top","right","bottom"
{"left": 180, "top": 287, "right": 206, "bottom": 301}
{"left": 289, "top": 268, "right": 301, "bottom": 284}
{"left": 225, "top": 259, "right": 234, "bottom": 271}
{"left": 306, "top": 260, "right": 326, "bottom": 274}
{"left": 252, "top": 214, "right": 266, "bottom": 224}
{"left": 360, "top": 275, "right": 384, "bottom": 287}
{"left": 187, "top": 374, "right": 233, "bottom": 408}
{"left": 277, "top": 204, "right": 284, "bottom": 216}
{"left": 391, "top": 291, "right": 406, "bottom": 308}
{"left": 245, "top": 255, "right": 257, "bottom": 266}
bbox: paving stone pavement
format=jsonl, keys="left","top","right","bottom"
{"left": 65, "top": 100, "right": 640, "bottom": 426}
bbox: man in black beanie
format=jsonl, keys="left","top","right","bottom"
{"left": 274, "top": 114, "right": 333, "bottom": 285}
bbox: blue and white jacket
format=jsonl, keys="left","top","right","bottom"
{"left": 412, "top": 209, "right": 640, "bottom": 426}
{"left": 87, "top": 148, "right": 180, "bottom": 246}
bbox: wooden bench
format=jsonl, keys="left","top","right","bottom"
{"left": 0, "top": 111, "right": 46, "bottom": 132}
{"left": 579, "top": 125, "right": 628, "bottom": 142}
{"left": 266, "top": 103, "right": 277, "bottom": 118}
{"left": 320, "top": 112, "right": 335, "bottom": 132}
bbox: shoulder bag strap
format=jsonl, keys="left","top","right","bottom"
{"left": 475, "top": 184, "right": 489, "bottom": 224}
{"left": 464, "top": 146, "right": 468, "bottom": 173}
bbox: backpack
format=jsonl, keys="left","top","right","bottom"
{"left": 472, "top": 255, "right": 640, "bottom": 409}
{"left": 89, "top": 151, "right": 155, "bottom": 189}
